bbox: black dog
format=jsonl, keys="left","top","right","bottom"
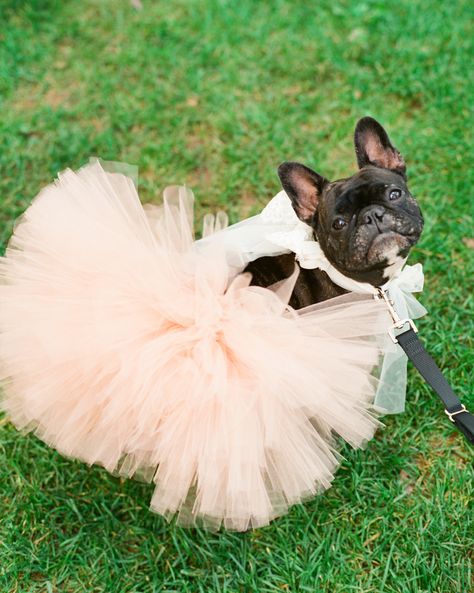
{"left": 245, "top": 117, "right": 424, "bottom": 308}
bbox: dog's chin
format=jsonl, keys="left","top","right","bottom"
{"left": 333, "top": 231, "right": 413, "bottom": 285}
{"left": 366, "top": 231, "right": 411, "bottom": 266}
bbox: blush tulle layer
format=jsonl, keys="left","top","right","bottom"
{"left": 0, "top": 162, "right": 389, "bottom": 530}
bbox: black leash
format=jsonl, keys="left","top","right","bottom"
{"left": 376, "top": 288, "right": 474, "bottom": 445}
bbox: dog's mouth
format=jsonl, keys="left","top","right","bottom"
{"left": 341, "top": 229, "right": 418, "bottom": 276}
{"left": 367, "top": 230, "right": 412, "bottom": 264}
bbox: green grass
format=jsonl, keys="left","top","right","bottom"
{"left": 0, "top": 1, "right": 473, "bottom": 591}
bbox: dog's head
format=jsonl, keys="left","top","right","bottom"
{"left": 278, "top": 117, "right": 424, "bottom": 286}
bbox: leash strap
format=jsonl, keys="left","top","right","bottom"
{"left": 396, "top": 328, "right": 474, "bottom": 445}
{"left": 376, "top": 288, "right": 473, "bottom": 445}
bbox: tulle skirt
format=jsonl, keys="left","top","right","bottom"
{"left": 0, "top": 161, "right": 390, "bottom": 530}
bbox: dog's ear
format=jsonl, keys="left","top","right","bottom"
{"left": 277, "top": 162, "right": 328, "bottom": 224}
{"left": 354, "top": 117, "right": 406, "bottom": 177}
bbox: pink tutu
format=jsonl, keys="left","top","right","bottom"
{"left": 0, "top": 161, "right": 390, "bottom": 530}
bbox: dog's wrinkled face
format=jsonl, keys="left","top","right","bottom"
{"left": 278, "top": 117, "right": 424, "bottom": 286}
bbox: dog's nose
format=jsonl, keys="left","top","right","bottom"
{"left": 361, "top": 205, "right": 385, "bottom": 226}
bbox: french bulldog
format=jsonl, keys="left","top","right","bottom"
{"left": 245, "top": 117, "right": 424, "bottom": 308}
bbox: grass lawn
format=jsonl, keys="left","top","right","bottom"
{"left": 0, "top": 1, "right": 473, "bottom": 592}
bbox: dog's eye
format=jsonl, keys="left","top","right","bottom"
{"left": 332, "top": 217, "right": 347, "bottom": 230}
{"left": 389, "top": 188, "right": 402, "bottom": 201}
